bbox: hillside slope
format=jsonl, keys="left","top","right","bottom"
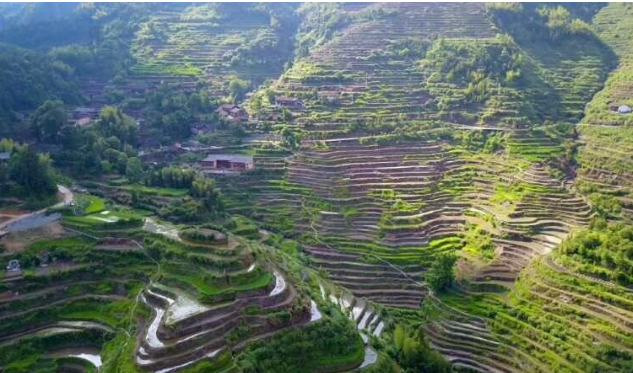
{"left": 577, "top": 2, "right": 633, "bottom": 220}
{"left": 1, "top": 3, "right": 633, "bottom": 373}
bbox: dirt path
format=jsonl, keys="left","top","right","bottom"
{"left": 0, "top": 185, "right": 74, "bottom": 235}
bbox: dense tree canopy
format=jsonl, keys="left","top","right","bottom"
{"left": 7, "top": 145, "right": 57, "bottom": 199}
{"left": 560, "top": 224, "right": 633, "bottom": 286}
{"left": 30, "top": 99, "right": 67, "bottom": 142}
{"left": 95, "top": 106, "right": 138, "bottom": 145}
{"left": 391, "top": 325, "right": 451, "bottom": 373}
{"left": 237, "top": 312, "right": 363, "bottom": 373}
{"left": 0, "top": 43, "right": 80, "bottom": 129}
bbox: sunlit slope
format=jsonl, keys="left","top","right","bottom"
{"left": 577, "top": 3, "right": 633, "bottom": 220}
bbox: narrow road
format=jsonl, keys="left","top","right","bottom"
{"left": 0, "top": 185, "right": 74, "bottom": 235}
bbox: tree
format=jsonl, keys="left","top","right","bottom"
{"left": 250, "top": 95, "right": 262, "bottom": 112}
{"left": 228, "top": 76, "right": 249, "bottom": 102}
{"left": 31, "top": 100, "right": 67, "bottom": 142}
{"left": 391, "top": 325, "right": 451, "bottom": 373}
{"left": 282, "top": 108, "right": 292, "bottom": 122}
{"left": 425, "top": 253, "right": 457, "bottom": 292}
{"left": 191, "top": 176, "right": 224, "bottom": 215}
{"left": 8, "top": 145, "right": 57, "bottom": 198}
{"left": 0, "top": 138, "right": 14, "bottom": 152}
{"left": 95, "top": 106, "right": 138, "bottom": 145}
{"left": 125, "top": 157, "right": 143, "bottom": 184}
{"left": 281, "top": 127, "right": 301, "bottom": 150}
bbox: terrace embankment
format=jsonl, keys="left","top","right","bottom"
{"left": 429, "top": 255, "right": 633, "bottom": 373}
{"left": 224, "top": 139, "right": 592, "bottom": 313}
{"left": 254, "top": 2, "right": 611, "bottom": 142}
{"left": 127, "top": 5, "right": 289, "bottom": 98}
{"left": 575, "top": 3, "right": 633, "bottom": 221}
{"left": 262, "top": 3, "right": 496, "bottom": 138}
{"left": 136, "top": 270, "right": 309, "bottom": 372}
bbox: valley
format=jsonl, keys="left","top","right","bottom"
{"left": 0, "top": 3, "right": 632, "bottom": 373}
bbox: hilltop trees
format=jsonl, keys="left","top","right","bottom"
{"left": 191, "top": 176, "right": 224, "bottom": 215}
{"left": 147, "top": 166, "right": 198, "bottom": 189}
{"left": 144, "top": 86, "right": 215, "bottom": 143}
{"left": 487, "top": 4, "right": 596, "bottom": 43}
{"left": 0, "top": 138, "right": 14, "bottom": 152}
{"left": 281, "top": 127, "right": 301, "bottom": 150}
{"left": 0, "top": 44, "right": 80, "bottom": 128}
{"left": 51, "top": 106, "right": 139, "bottom": 177}
{"left": 237, "top": 312, "right": 363, "bottom": 373}
{"left": 147, "top": 166, "right": 225, "bottom": 218}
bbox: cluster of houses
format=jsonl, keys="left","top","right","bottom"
{"left": 216, "top": 104, "right": 249, "bottom": 123}
{"left": 215, "top": 96, "right": 305, "bottom": 124}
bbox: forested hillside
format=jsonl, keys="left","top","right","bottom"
{"left": 1, "top": 3, "right": 633, "bottom": 373}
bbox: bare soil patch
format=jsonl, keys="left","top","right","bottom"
{"left": 1, "top": 222, "right": 70, "bottom": 252}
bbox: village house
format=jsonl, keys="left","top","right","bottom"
{"left": 72, "top": 117, "right": 92, "bottom": 127}
{"left": 179, "top": 81, "right": 198, "bottom": 93}
{"left": 0, "top": 152, "right": 10, "bottom": 162}
{"left": 275, "top": 96, "right": 305, "bottom": 109}
{"left": 72, "top": 107, "right": 100, "bottom": 120}
{"left": 216, "top": 104, "right": 248, "bottom": 122}
{"left": 318, "top": 91, "right": 340, "bottom": 104}
{"left": 200, "top": 154, "right": 254, "bottom": 172}
{"left": 609, "top": 103, "right": 632, "bottom": 114}
{"left": 342, "top": 85, "right": 365, "bottom": 93}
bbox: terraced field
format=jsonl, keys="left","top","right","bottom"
{"left": 254, "top": 2, "right": 611, "bottom": 142}
{"left": 0, "top": 196, "right": 369, "bottom": 373}
{"left": 261, "top": 3, "right": 496, "bottom": 137}
{"left": 577, "top": 3, "right": 633, "bottom": 220}
{"left": 127, "top": 5, "right": 290, "bottom": 97}
{"left": 4, "top": 3, "right": 633, "bottom": 373}
{"left": 222, "top": 138, "right": 593, "bottom": 316}
{"left": 427, "top": 255, "right": 633, "bottom": 373}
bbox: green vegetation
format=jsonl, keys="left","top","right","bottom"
{"left": 461, "top": 224, "right": 495, "bottom": 262}
{"left": 30, "top": 100, "right": 67, "bottom": 143}
{"left": 391, "top": 325, "right": 451, "bottom": 373}
{"left": 237, "top": 312, "right": 364, "bottom": 373}
{"left": 0, "top": 44, "right": 80, "bottom": 130}
{"left": 0, "top": 144, "right": 59, "bottom": 206}
{"left": 423, "top": 37, "right": 523, "bottom": 105}
{"left": 557, "top": 223, "right": 633, "bottom": 286}
{"left": 62, "top": 209, "right": 143, "bottom": 230}
{"left": 77, "top": 194, "right": 106, "bottom": 214}
{"left": 425, "top": 253, "right": 457, "bottom": 292}
{"left": 3, "top": 3, "right": 633, "bottom": 373}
